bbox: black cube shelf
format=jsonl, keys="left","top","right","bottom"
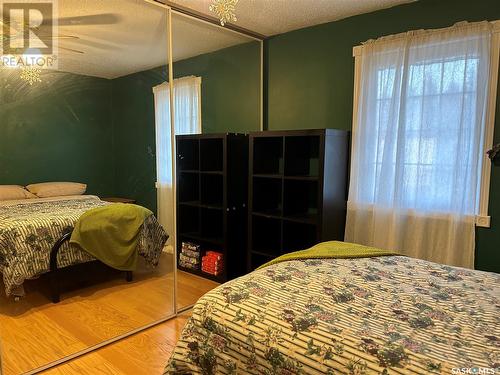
{"left": 248, "top": 129, "right": 349, "bottom": 270}
{"left": 176, "top": 133, "right": 248, "bottom": 283}
{"left": 176, "top": 129, "right": 349, "bottom": 278}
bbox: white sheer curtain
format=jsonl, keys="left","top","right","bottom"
{"left": 346, "top": 22, "right": 493, "bottom": 268}
{"left": 154, "top": 76, "right": 201, "bottom": 245}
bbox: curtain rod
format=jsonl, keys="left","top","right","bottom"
{"left": 150, "top": 0, "right": 267, "bottom": 41}
{"left": 152, "top": 75, "right": 201, "bottom": 91}
{"left": 353, "top": 20, "right": 500, "bottom": 56}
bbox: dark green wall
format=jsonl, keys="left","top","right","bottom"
{"left": 112, "top": 42, "right": 261, "bottom": 212}
{"left": 0, "top": 70, "right": 114, "bottom": 196}
{"left": 267, "top": 0, "right": 500, "bottom": 272}
{"left": 112, "top": 67, "right": 164, "bottom": 213}
{"left": 174, "top": 41, "right": 261, "bottom": 134}
{"left": 0, "top": 41, "right": 260, "bottom": 213}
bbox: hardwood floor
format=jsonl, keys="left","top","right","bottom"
{"left": 41, "top": 313, "right": 191, "bottom": 375}
{"left": 176, "top": 271, "right": 219, "bottom": 310}
{"left": 0, "top": 253, "right": 219, "bottom": 375}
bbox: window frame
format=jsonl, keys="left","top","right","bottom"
{"left": 351, "top": 21, "right": 500, "bottom": 228}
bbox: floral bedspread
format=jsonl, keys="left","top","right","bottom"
{"left": 165, "top": 255, "right": 500, "bottom": 374}
{"left": 0, "top": 196, "right": 168, "bottom": 296}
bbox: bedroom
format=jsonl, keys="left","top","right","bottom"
{"left": 0, "top": 0, "right": 498, "bottom": 374}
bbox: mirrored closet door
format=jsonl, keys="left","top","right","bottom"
{"left": 0, "top": 1, "right": 175, "bottom": 373}
{"left": 168, "top": 12, "right": 263, "bottom": 311}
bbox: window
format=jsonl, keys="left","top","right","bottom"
{"left": 154, "top": 76, "right": 202, "bottom": 185}
{"left": 346, "top": 21, "right": 499, "bottom": 268}
{"left": 368, "top": 56, "right": 481, "bottom": 212}
{"left": 153, "top": 76, "right": 202, "bottom": 243}
{"left": 351, "top": 22, "right": 499, "bottom": 227}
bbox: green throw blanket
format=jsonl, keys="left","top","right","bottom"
{"left": 258, "top": 240, "right": 398, "bottom": 269}
{"left": 70, "top": 203, "right": 153, "bottom": 271}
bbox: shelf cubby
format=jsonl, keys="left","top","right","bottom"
{"left": 283, "top": 221, "right": 318, "bottom": 253}
{"left": 251, "top": 216, "right": 282, "bottom": 256}
{"left": 201, "top": 174, "right": 223, "bottom": 207}
{"left": 178, "top": 205, "right": 200, "bottom": 234}
{"left": 252, "top": 176, "right": 282, "bottom": 216}
{"left": 200, "top": 138, "right": 224, "bottom": 172}
{"left": 201, "top": 208, "right": 224, "bottom": 240}
{"left": 178, "top": 172, "right": 199, "bottom": 203}
{"left": 177, "top": 138, "right": 199, "bottom": 171}
{"left": 284, "top": 135, "right": 320, "bottom": 177}
{"left": 250, "top": 252, "right": 274, "bottom": 270}
{"left": 283, "top": 179, "right": 318, "bottom": 221}
{"left": 253, "top": 137, "right": 284, "bottom": 175}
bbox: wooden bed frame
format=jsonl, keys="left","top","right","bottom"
{"left": 48, "top": 229, "right": 133, "bottom": 303}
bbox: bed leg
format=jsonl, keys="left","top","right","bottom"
{"left": 50, "top": 272, "right": 60, "bottom": 303}
{"left": 126, "top": 271, "right": 133, "bottom": 282}
{"left": 49, "top": 229, "right": 73, "bottom": 304}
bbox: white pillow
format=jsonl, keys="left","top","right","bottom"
{"left": 0, "top": 185, "right": 37, "bottom": 200}
{"left": 26, "top": 182, "right": 87, "bottom": 198}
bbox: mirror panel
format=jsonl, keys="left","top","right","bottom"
{"left": 0, "top": 1, "right": 175, "bottom": 373}
{"left": 170, "top": 13, "right": 262, "bottom": 311}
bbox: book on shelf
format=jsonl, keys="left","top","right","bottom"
{"left": 201, "top": 250, "right": 224, "bottom": 276}
{"left": 179, "top": 241, "right": 202, "bottom": 270}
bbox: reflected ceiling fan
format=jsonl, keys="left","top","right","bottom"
{"left": 0, "top": 13, "right": 121, "bottom": 84}
{"left": 47, "top": 13, "right": 123, "bottom": 54}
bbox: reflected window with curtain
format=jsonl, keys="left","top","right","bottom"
{"left": 346, "top": 22, "right": 498, "bottom": 268}
{"left": 154, "top": 76, "right": 202, "bottom": 247}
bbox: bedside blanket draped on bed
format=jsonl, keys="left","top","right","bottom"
{"left": 70, "top": 203, "right": 153, "bottom": 271}
{"left": 0, "top": 196, "right": 167, "bottom": 297}
{"left": 258, "top": 240, "right": 398, "bottom": 269}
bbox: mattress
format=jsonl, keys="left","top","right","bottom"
{"left": 0, "top": 195, "right": 167, "bottom": 296}
{"left": 165, "top": 255, "right": 499, "bottom": 374}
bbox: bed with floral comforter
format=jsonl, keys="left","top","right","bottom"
{"left": 0, "top": 195, "right": 167, "bottom": 296}
{"left": 165, "top": 247, "right": 499, "bottom": 374}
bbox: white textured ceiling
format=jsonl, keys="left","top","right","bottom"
{"left": 54, "top": 0, "right": 250, "bottom": 79}
{"left": 4, "top": 0, "right": 416, "bottom": 79}
{"left": 169, "top": 0, "right": 416, "bottom": 36}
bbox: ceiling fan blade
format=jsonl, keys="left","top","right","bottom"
{"left": 54, "top": 35, "right": 81, "bottom": 40}
{"left": 46, "top": 14, "right": 122, "bottom": 26}
{"left": 65, "top": 38, "right": 122, "bottom": 51}
{"left": 29, "top": 34, "right": 80, "bottom": 40}
{"left": 59, "top": 46, "right": 84, "bottom": 54}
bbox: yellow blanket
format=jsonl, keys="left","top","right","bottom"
{"left": 258, "top": 240, "right": 398, "bottom": 269}
{"left": 70, "top": 203, "right": 152, "bottom": 271}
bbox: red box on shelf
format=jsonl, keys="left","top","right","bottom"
{"left": 201, "top": 251, "right": 224, "bottom": 276}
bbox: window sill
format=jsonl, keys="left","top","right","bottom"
{"left": 476, "top": 215, "right": 491, "bottom": 228}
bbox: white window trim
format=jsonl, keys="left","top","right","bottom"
{"left": 351, "top": 20, "right": 500, "bottom": 228}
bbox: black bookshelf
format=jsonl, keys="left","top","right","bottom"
{"left": 176, "top": 133, "right": 248, "bottom": 283}
{"left": 248, "top": 129, "right": 349, "bottom": 270}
